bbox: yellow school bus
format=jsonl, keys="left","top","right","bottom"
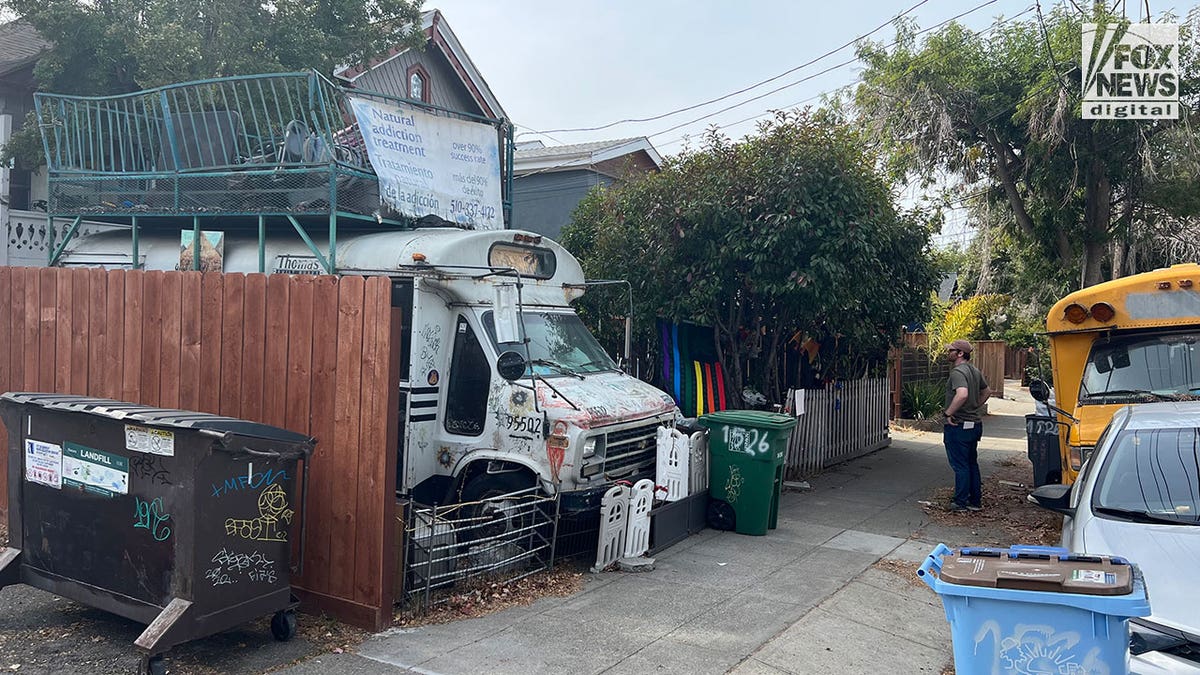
{"left": 1039, "top": 263, "right": 1200, "bottom": 484}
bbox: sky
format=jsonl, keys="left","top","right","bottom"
{"left": 425, "top": 0, "right": 1180, "bottom": 248}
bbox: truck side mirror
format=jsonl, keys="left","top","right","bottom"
{"left": 493, "top": 283, "right": 522, "bottom": 344}
{"left": 1027, "top": 484, "right": 1074, "bottom": 517}
{"left": 496, "top": 350, "right": 528, "bottom": 382}
{"left": 1029, "top": 379, "right": 1050, "bottom": 402}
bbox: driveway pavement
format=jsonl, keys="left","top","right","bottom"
{"left": 290, "top": 392, "right": 1038, "bottom": 675}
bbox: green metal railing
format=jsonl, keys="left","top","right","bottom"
{"left": 35, "top": 70, "right": 516, "bottom": 272}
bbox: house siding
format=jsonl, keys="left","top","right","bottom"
{"left": 351, "top": 48, "right": 483, "bottom": 117}
{"left": 511, "top": 170, "right": 614, "bottom": 240}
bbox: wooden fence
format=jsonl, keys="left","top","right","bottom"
{"left": 785, "top": 377, "right": 891, "bottom": 479}
{"left": 0, "top": 267, "right": 401, "bottom": 631}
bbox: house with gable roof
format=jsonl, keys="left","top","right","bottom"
{"left": 334, "top": 9, "right": 506, "bottom": 123}
{"left": 511, "top": 137, "right": 663, "bottom": 240}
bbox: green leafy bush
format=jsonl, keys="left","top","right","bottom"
{"left": 901, "top": 380, "right": 944, "bottom": 419}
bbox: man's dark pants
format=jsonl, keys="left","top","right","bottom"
{"left": 943, "top": 423, "right": 983, "bottom": 507}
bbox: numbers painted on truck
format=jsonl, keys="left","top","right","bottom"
{"left": 722, "top": 425, "right": 772, "bottom": 456}
{"left": 495, "top": 411, "right": 542, "bottom": 435}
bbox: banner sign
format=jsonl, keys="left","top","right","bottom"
{"left": 1083, "top": 23, "right": 1179, "bottom": 119}
{"left": 350, "top": 97, "right": 503, "bottom": 230}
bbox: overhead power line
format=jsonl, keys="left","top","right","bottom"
{"left": 533, "top": 0, "right": 937, "bottom": 135}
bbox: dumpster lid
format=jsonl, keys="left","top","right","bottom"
{"left": 0, "top": 392, "right": 313, "bottom": 445}
{"left": 938, "top": 545, "right": 1135, "bottom": 596}
{"left": 699, "top": 410, "right": 797, "bottom": 430}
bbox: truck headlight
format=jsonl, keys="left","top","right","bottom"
{"left": 582, "top": 436, "right": 602, "bottom": 459}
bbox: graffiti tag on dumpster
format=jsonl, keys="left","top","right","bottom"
{"left": 975, "top": 622, "right": 1098, "bottom": 674}
{"left": 723, "top": 426, "right": 772, "bottom": 456}
{"left": 205, "top": 548, "right": 277, "bottom": 586}
{"left": 225, "top": 484, "right": 294, "bottom": 542}
{"left": 133, "top": 496, "right": 173, "bottom": 542}
{"left": 210, "top": 468, "right": 290, "bottom": 498}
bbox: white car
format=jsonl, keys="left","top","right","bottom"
{"left": 1030, "top": 402, "right": 1200, "bottom": 673}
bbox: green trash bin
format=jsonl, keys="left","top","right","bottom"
{"left": 699, "top": 410, "right": 796, "bottom": 536}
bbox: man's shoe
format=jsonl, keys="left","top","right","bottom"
{"left": 967, "top": 504, "right": 983, "bottom": 512}
{"left": 946, "top": 502, "right": 968, "bottom": 512}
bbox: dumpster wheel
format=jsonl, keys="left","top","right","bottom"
{"left": 706, "top": 499, "right": 736, "bottom": 531}
{"left": 139, "top": 655, "right": 167, "bottom": 675}
{"left": 271, "top": 610, "right": 298, "bottom": 642}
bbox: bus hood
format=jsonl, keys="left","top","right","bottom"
{"left": 536, "top": 371, "right": 677, "bottom": 429}
{"left": 1072, "top": 403, "right": 1125, "bottom": 446}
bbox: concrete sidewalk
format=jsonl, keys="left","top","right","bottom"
{"left": 286, "top": 409, "right": 1034, "bottom": 675}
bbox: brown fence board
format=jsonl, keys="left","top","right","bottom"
{"left": 87, "top": 269, "right": 107, "bottom": 398}
{"left": 140, "top": 271, "right": 164, "bottom": 406}
{"left": 198, "top": 273, "right": 224, "bottom": 413}
{"left": 355, "top": 277, "right": 392, "bottom": 606}
{"left": 263, "top": 275, "right": 291, "bottom": 429}
{"left": 104, "top": 272, "right": 126, "bottom": 400}
{"left": 219, "top": 274, "right": 246, "bottom": 418}
{"left": 178, "top": 272, "right": 202, "bottom": 410}
{"left": 121, "top": 270, "right": 144, "bottom": 402}
{"left": 38, "top": 268, "right": 57, "bottom": 391}
{"left": 22, "top": 270, "right": 40, "bottom": 390}
{"left": 0, "top": 268, "right": 9, "bottom": 515}
{"left": 159, "top": 272, "right": 183, "bottom": 409}
{"left": 9, "top": 270, "right": 26, "bottom": 394}
{"left": 53, "top": 268, "right": 71, "bottom": 393}
{"left": 239, "top": 275, "right": 268, "bottom": 422}
{"left": 0, "top": 268, "right": 397, "bottom": 630}
{"left": 331, "top": 273, "right": 362, "bottom": 598}
{"left": 304, "top": 273, "right": 343, "bottom": 593}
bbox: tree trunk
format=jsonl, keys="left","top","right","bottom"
{"left": 1081, "top": 155, "right": 1112, "bottom": 288}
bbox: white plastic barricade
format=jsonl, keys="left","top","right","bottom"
{"left": 656, "top": 426, "right": 690, "bottom": 502}
{"left": 688, "top": 430, "right": 708, "bottom": 494}
{"left": 591, "top": 484, "right": 629, "bottom": 572}
{"left": 623, "top": 479, "right": 655, "bottom": 558}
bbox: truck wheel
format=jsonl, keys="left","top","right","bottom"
{"left": 459, "top": 472, "right": 538, "bottom": 542}
{"left": 707, "top": 499, "right": 736, "bottom": 531}
{"left": 270, "top": 609, "right": 297, "bottom": 642}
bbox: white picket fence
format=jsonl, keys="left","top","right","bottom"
{"left": 785, "top": 377, "right": 891, "bottom": 478}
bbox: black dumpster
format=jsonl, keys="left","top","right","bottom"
{"left": 0, "top": 394, "right": 313, "bottom": 675}
{"left": 1025, "top": 414, "right": 1063, "bottom": 487}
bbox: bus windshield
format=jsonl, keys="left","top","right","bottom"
{"left": 481, "top": 310, "right": 618, "bottom": 377}
{"left": 1080, "top": 332, "right": 1200, "bottom": 403}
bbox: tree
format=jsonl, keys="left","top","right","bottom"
{"left": 856, "top": 7, "right": 1200, "bottom": 289}
{"left": 1, "top": 0, "right": 425, "bottom": 166}
{"left": 562, "top": 109, "right": 938, "bottom": 404}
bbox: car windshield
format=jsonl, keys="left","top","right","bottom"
{"left": 481, "top": 310, "right": 618, "bottom": 377}
{"left": 1080, "top": 332, "right": 1200, "bottom": 403}
{"left": 1092, "top": 427, "right": 1200, "bottom": 525}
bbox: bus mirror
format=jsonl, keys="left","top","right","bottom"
{"left": 493, "top": 283, "right": 522, "bottom": 344}
{"left": 496, "top": 350, "right": 528, "bottom": 382}
{"left": 1030, "top": 379, "right": 1050, "bottom": 402}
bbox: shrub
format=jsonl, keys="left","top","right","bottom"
{"left": 902, "top": 380, "right": 944, "bottom": 419}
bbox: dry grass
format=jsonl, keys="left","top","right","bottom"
{"left": 394, "top": 567, "right": 585, "bottom": 628}
{"left": 921, "top": 458, "right": 1063, "bottom": 547}
{"left": 871, "top": 558, "right": 925, "bottom": 588}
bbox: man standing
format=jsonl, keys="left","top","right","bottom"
{"left": 943, "top": 339, "right": 991, "bottom": 512}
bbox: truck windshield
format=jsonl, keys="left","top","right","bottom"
{"left": 1080, "top": 332, "right": 1200, "bottom": 403}
{"left": 481, "top": 310, "right": 618, "bottom": 377}
{"left": 1092, "top": 427, "right": 1200, "bottom": 525}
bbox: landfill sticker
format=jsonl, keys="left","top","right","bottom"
{"left": 62, "top": 442, "right": 129, "bottom": 497}
{"left": 1070, "top": 569, "right": 1114, "bottom": 585}
{"left": 24, "top": 439, "right": 63, "bottom": 489}
{"left": 125, "top": 425, "right": 175, "bottom": 457}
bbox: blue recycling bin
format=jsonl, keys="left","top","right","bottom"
{"left": 918, "top": 544, "right": 1150, "bottom": 675}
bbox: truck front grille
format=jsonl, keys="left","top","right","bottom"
{"left": 602, "top": 422, "right": 661, "bottom": 479}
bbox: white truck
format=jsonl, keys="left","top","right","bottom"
{"left": 61, "top": 227, "right": 679, "bottom": 512}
